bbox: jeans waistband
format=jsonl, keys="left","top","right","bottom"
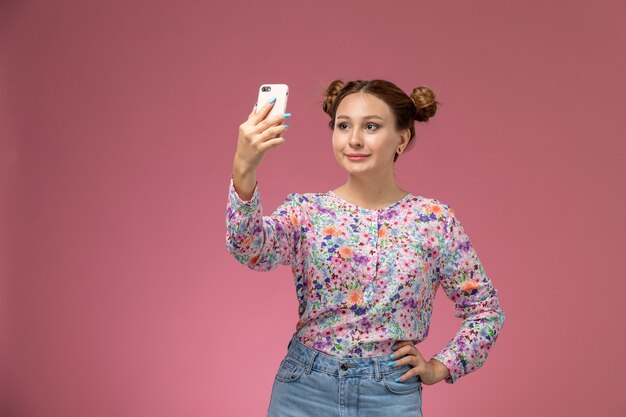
{"left": 285, "top": 333, "right": 412, "bottom": 380}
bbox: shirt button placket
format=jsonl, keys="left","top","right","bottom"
{"left": 374, "top": 211, "right": 381, "bottom": 277}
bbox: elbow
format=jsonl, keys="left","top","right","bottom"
{"left": 498, "top": 308, "right": 506, "bottom": 329}
{"left": 229, "top": 244, "right": 272, "bottom": 272}
{"left": 225, "top": 235, "right": 253, "bottom": 264}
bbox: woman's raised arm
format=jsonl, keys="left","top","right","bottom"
{"left": 232, "top": 98, "right": 290, "bottom": 201}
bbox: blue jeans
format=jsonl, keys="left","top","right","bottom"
{"left": 267, "top": 333, "right": 423, "bottom": 417}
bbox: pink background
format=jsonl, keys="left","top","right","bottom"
{"left": 2, "top": 1, "right": 625, "bottom": 416}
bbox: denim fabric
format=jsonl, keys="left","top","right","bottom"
{"left": 267, "top": 334, "right": 423, "bottom": 417}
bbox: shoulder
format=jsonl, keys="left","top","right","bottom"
{"left": 283, "top": 191, "right": 325, "bottom": 202}
{"left": 402, "top": 193, "right": 452, "bottom": 220}
{"left": 277, "top": 191, "right": 329, "bottom": 211}
{"left": 427, "top": 197, "right": 455, "bottom": 218}
{"left": 279, "top": 191, "right": 342, "bottom": 215}
{"left": 296, "top": 191, "right": 333, "bottom": 209}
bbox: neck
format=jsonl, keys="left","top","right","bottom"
{"left": 336, "top": 169, "right": 407, "bottom": 208}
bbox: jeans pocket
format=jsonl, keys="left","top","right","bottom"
{"left": 275, "top": 357, "right": 306, "bottom": 383}
{"left": 382, "top": 365, "right": 422, "bottom": 395}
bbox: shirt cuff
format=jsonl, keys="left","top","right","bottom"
{"left": 229, "top": 175, "right": 260, "bottom": 215}
{"left": 432, "top": 349, "right": 463, "bottom": 384}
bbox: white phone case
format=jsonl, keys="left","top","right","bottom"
{"left": 256, "top": 84, "right": 289, "bottom": 119}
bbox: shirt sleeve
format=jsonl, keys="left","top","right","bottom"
{"left": 225, "top": 175, "right": 302, "bottom": 271}
{"left": 431, "top": 204, "right": 506, "bottom": 384}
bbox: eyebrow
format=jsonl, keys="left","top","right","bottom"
{"left": 336, "top": 115, "right": 384, "bottom": 120}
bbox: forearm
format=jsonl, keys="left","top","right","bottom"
{"left": 232, "top": 156, "right": 257, "bottom": 201}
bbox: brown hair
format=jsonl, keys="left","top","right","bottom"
{"left": 322, "top": 79, "right": 439, "bottom": 162}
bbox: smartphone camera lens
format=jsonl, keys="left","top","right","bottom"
{"left": 262, "top": 86, "right": 271, "bottom": 92}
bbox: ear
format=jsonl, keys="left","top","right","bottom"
{"left": 399, "top": 128, "right": 411, "bottom": 147}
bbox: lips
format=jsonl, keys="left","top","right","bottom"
{"left": 346, "top": 154, "right": 369, "bottom": 161}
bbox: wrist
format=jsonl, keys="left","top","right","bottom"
{"left": 233, "top": 156, "right": 256, "bottom": 178}
{"left": 231, "top": 161, "right": 257, "bottom": 202}
{"left": 428, "top": 358, "right": 451, "bottom": 384}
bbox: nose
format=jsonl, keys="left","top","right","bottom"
{"left": 349, "top": 128, "right": 363, "bottom": 148}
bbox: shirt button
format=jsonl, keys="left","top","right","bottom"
{"left": 341, "top": 363, "right": 349, "bottom": 371}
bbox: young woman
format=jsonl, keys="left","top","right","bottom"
{"left": 226, "top": 79, "right": 505, "bottom": 416}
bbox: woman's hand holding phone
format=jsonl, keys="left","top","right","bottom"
{"left": 232, "top": 98, "right": 290, "bottom": 201}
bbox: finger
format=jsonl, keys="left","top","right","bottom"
{"left": 390, "top": 351, "right": 419, "bottom": 367}
{"left": 390, "top": 344, "right": 413, "bottom": 360}
{"left": 391, "top": 340, "right": 413, "bottom": 349}
{"left": 252, "top": 114, "right": 288, "bottom": 134}
{"left": 251, "top": 97, "right": 276, "bottom": 123}
{"left": 395, "top": 367, "right": 421, "bottom": 383}
{"left": 258, "top": 124, "right": 288, "bottom": 142}
{"left": 391, "top": 347, "right": 421, "bottom": 366}
{"left": 249, "top": 103, "right": 258, "bottom": 117}
{"left": 259, "top": 135, "right": 286, "bottom": 152}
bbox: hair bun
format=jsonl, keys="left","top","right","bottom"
{"left": 410, "top": 86, "right": 438, "bottom": 122}
{"left": 323, "top": 80, "right": 345, "bottom": 116}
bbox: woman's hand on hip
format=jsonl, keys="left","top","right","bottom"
{"left": 234, "top": 99, "right": 290, "bottom": 174}
{"left": 389, "top": 340, "right": 451, "bottom": 386}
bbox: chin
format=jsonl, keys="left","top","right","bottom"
{"left": 343, "top": 165, "right": 373, "bottom": 175}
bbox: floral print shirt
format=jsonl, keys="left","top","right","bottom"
{"left": 225, "top": 176, "right": 505, "bottom": 384}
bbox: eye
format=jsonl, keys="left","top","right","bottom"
{"left": 366, "top": 123, "right": 380, "bottom": 131}
{"left": 335, "top": 122, "right": 350, "bottom": 130}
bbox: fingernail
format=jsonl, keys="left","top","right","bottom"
{"left": 390, "top": 353, "right": 395, "bottom": 359}
{"left": 388, "top": 361, "right": 396, "bottom": 366}
{"left": 395, "top": 377, "right": 403, "bottom": 383}
{"left": 283, "top": 113, "right": 292, "bottom": 118}
{"left": 268, "top": 97, "right": 276, "bottom": 104}
{"left": 391, "top": 344, "right": 397, "bottom": 350}
{"left": 284, "top": 124, "right": 289, "bottom": 129}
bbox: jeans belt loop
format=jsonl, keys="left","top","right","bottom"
{"left": 305, "top": 351, "right": 318, "bottom": 374}
{"left": 373, "top": 357, "right": 382, "bottom": 381}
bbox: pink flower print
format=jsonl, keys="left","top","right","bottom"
{"left": 458, "top": 251, "right": 475, "bottom": 270}
{"left": 329, "top": 275, "right": 342, "bottom": 288}
{"left": 336, "top": 324, "right": 349, "bottom": 338}
{"left": 450, "top": 225, "right": 463, "bottom": 241}
{"left": 423, "top": 235, "right": 437, "bottom": 250}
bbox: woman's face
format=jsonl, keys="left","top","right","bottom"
{"left": 332, "top": 92, "right": 409, "bottom": 177}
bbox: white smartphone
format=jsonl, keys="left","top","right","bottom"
{"left": 256, "top": 84, "right": 289, "bottom": 119}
